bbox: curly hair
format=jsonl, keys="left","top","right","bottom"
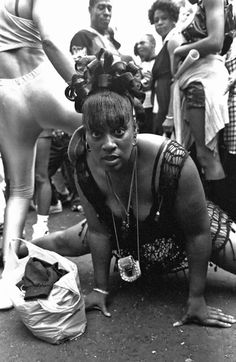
{"left": 65, "top": 50, "right": 145, "bottom": 128}
{"left": 148, "top": 0, "right": 180, "bottom": 25}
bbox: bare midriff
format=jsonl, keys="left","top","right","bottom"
{"left": 0, "top": 47, "right": 46, "bottom": 78}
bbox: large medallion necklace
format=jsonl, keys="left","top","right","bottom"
{"left": 106, "top": 147, "right": 141, "bottom": 282}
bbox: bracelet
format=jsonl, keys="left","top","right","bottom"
{"left": 166, "top": 115, "right": 174, "bottom": 120}
{"left": 93, "top": 288, "right": 109, "bottom": 295}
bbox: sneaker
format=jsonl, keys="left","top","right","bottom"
{"left": 49, "top": 200, "right": 63, "bottom": 214}
{"left": 71, "top": 204, "right": 84, "bottom": 213}
{"left": 0, "top": 279, "right": 13, "bottom": 310}
{"left": 32, "top": 223, "right": 49, "bottom": 239}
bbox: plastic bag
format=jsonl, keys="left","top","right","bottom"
{"left": 7, "top": 239, "right": 87, "bottom": 344}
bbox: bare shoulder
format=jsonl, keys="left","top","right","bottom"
{"left": 137, "top": 134, "right": 167, "bottom": 167}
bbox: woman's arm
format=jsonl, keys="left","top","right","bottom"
{"left": 32, "top": 0, "right": 76, "bottom": 83}
{"left": 175, "top": 157, "right": 211, "bottom": 300}
{"left": 173, "top": 0, "right": 225, "bottom": 70}
{"left": 77, "top": 184, "right": 112, "bottom": 292}
{"left": 76, "top": 182, "right": 112, "bottom": 317}
{"left": 162, "top": 37, "right": 181, "bottom": 135}
{"left": 174, "top": 156, "right": 235, "bottom": 327}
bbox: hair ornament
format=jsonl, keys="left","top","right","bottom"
{"left": 65, "top": 49, "right": 145, "bottom": 112}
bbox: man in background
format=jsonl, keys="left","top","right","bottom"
{"left": 134, "top": 34, "right": 157, "bottom": 133}
{"left": 70, "top": 0, "right": 121, "bottom": 58}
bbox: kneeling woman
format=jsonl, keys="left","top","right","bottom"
{"left": 28, "top": 51, "right": 236, "bottom": 327}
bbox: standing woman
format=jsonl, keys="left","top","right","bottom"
{"left": 0, "top": 0, "right": 82, "bottom": 307}
{"left": 149, "top": 0, "right": 182, "bottom": 135}
{"left": 172, "top": 0, "right": 232, "bottom": 213}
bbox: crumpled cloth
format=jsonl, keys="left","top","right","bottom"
{"left": 17, "top": 257, "right": 68, "bottom": 301}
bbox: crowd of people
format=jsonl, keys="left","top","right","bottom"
{"left": 0, "top": 0, "right": 236, "bottom": 331}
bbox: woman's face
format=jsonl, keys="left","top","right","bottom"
{"left": 86, "top": 118, "right": 135, "bottom": 172}
{"left": 154, "top": 9, "right": 176, "bottom": 39}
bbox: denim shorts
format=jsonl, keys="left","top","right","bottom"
{"left": 183, "top": 81, "right": 205, "bottom": 108}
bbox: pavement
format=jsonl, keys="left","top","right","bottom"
{"left": 0, "top": 207, "right": 236, "bottom": 362}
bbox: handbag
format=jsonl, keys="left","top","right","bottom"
{"left": 7, "top": 239, "right": 87, "bottom": 344}
{"left": 182, "top": 0, "right": 234, "bottom": 55}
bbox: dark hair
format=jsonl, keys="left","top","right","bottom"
{"left": 82, "top": 90, "right": 134, "bottom": 133}
{"left": 148, "top": 0, "right": 180, "bottom": 24}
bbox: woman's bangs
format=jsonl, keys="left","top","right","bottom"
{"left": 83, "top": 92, "right": 132, "bottom": 132}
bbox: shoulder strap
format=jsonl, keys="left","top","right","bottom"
{"left": 159, "top": 140, "right": 189, "bottom": 204}
{"left": 151, "top": 139, "right": 169, "bottom": 197}
{"left": 148, "top": 139, "right": 169, "bottom": 219}
{"left": 149, "top": 140, "right": 189, "bottom": 220}
{"left": 15, "top": 0, "right": 19, "bottom": 16}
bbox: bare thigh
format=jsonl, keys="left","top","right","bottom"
{"left": 29, "top": 62, "right": 82, "bottom": 135}
{"left": 0, "top": 85, "right": 42, "bottom": 196}
{"left": 35, "top": 136, "right": 52, "bottom": 180}
{"left": 31, "top": 220, "right": 90, "bottom": 257}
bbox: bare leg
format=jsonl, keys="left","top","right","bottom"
{"left": 211, "top": 230, "right": 236, "bottom": 274}
{"left": 34, "top": 136, "right": 52, "bottom": 216}
{"left": 20, "top": 219, "right": 90, "bottom": 258}
{"left": 186, "top": 107, "right": 225, "bottom": 180}
{"left": 0, "top": 122, "right": 41, "bottom": 275}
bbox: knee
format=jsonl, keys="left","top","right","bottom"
{"left": 10, "top": 184, "right": 34, "bottom": 199}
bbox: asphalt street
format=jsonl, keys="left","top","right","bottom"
{"left": 0, "top": 207, "right": 236, "bottom": 362}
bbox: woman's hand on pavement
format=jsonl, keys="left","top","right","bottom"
{"left": 85, "top": 290, "right": 111, "bottom": 317}
{"left": 173, "top": 296, "right": 236, "bottom": 328}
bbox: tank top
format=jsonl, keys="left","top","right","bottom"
{"left": 0, "top": 0, "right": 42, "bottom": 52}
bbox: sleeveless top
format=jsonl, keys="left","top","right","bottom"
{"left": 68, "top": 127, "right": 189, "bottom": 274}
{"left": 152, "top": 41, "right": 172, "bottom": 121}
{"left": 0, "top": 0, "right": 42, "bottom": 52}
{"left": 152, "top": 42, "right": 171, "bottom": 81}
{"left": 182, "top": 0, "right": 233, "bottom": 55}
{"left": 68, "top": 126, "right": 236, "bottom": 274}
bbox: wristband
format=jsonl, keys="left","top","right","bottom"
{"left": 93, "top": 288, "right": 109, "bottom": 295}
{"left": 166, "top": 115, "right": 174, "bottom": 120}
